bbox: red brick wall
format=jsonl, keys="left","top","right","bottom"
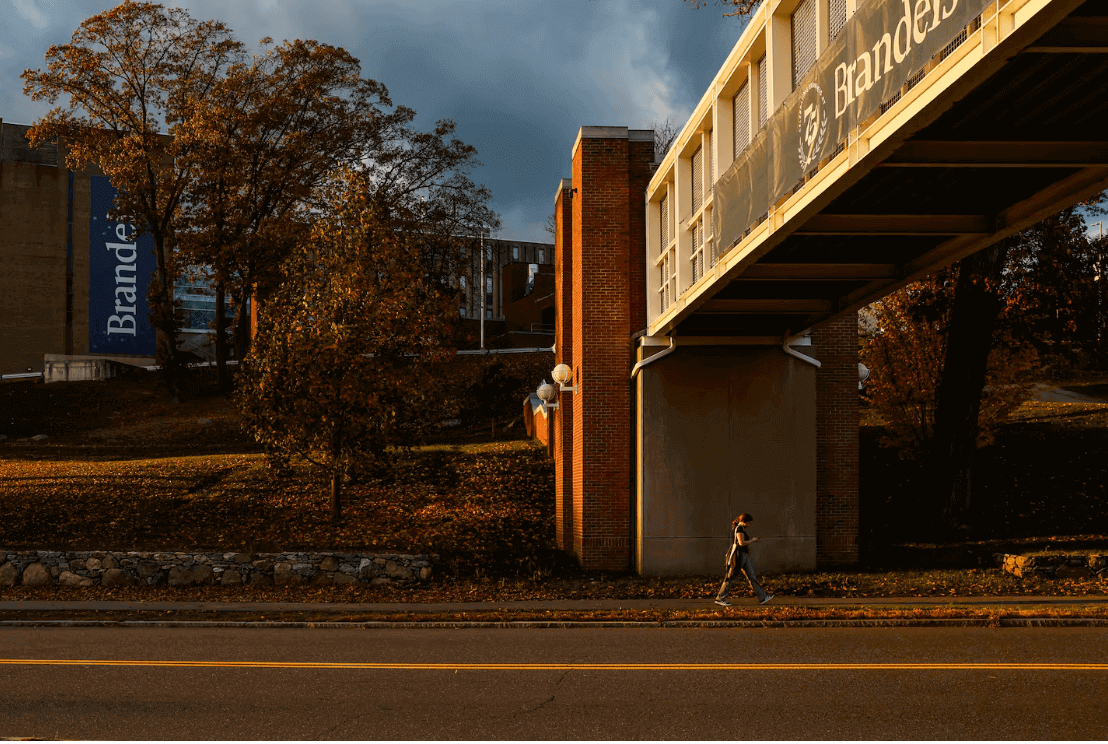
{"left": 524, "top": 400, "right": 550, "bottom": 447}
{"left": 814, "top": 313, "right": 860, "bottom": 564}
{"left": 565, "top": 131, "right": 653, "bottom": 571}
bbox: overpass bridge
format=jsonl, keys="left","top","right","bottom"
{"left": 548, "top": 0, "right": 1108, "bottom": 576}
{"left": 647, "top": 0, "right": 1108, "bottom": 342}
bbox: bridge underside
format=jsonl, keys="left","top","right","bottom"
{"left": 658, "top": 0, "right": 1108, "bottom": 340}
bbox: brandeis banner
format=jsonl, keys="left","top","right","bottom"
{"left": 88, "top": 175, "right": 157, "bottom": 355}
{"left": 714, "top": 0, "right": 991, "bottom": 251}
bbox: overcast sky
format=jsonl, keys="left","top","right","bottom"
{"left": 0, "top": 0, "right": 749, "bottom": 242}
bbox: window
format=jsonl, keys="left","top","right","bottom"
{"left": 485, "top": 245, "right": 492, "bottom": 261}
{"left": 792, "top": 0, "right": 818, "bottom": 89}
{"left": 659, "top": 251, "right": 674, "bottom": 311}
{"left": 661, "top": 192, "right": 672, "bottom": 248}
{"left": 758, "top": 55, "right": 768, "bottom": 128}
{"left": 658, "top": 189, "right": 676, "bottom": 312}
{"left": 486, "top": 309, "right": 493, "bottom": 319}
{"left": 460, "top": 307, "right": 466, "bottom": 318}
{"left": 690, "top": 217, "right": 705, "bottom": 284}
{"left": 828, "top": 0, "right": 847, "bottom": 43}
{"left": 512, "top": 246, "right": 519, "bottom": 260}
{"left": 691, "top": 145, "right": 703, "bottom": 212}
{"left": 526, "top": 263, "right": 539, "bottom": 295}
{"left": 538, "top": 248, "right": 545, "bottom": 263}
{"left": 459, "top": 275, "right": 466, "bottom": 291}
{"left": 486, "top": 276, "right": 493, "bottom": 293}
{"left": 691, "top": 213, "right": 714, "bottom": 280}
{"left": 733, "top": 81, "right": 750, "bottom": 160}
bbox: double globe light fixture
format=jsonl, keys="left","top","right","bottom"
{"left": 536, "top": 363, "right": 577, "bottom": 412}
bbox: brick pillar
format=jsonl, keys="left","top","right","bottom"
{"left": 567, "top": 127, "right": 653, "bottom": 571}
{"left": 814, "top": 312, "right": 860, "bottom": 564}
{"left": 553, "top": 178, "right": 574, "bottom": 552}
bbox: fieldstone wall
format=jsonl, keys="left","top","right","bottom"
{"left": 995, "top": 553, "right": 1108, "bottom": 579}
{"left": 0, "top": 550, "right": 436, "bottom": 588}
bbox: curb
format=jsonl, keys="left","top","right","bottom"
{"left": 4, "top": 618, "right": 1108, "bottom": 629}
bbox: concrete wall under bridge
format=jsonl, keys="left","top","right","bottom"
{"left": 637, "top": 345, "right": 817, "bottom": 576}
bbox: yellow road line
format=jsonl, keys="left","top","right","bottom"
{"left": 1, "top": 659, "right": 1106, "bottom": 671}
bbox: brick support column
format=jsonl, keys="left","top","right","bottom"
{"left": 814, "top": 312, "right": 860, "bottom": 564}
{"left": 553, "top": 179, "right": 574, "bottom": 552}
{"left": 565, "top": 127, "right": 653, "bottom": 571}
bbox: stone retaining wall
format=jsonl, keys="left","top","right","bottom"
{"left": 995, "top": 552, "right": 1108, "bottom": 579}
{"left": 0, "top": 550, "right": 436, "bottom": 588}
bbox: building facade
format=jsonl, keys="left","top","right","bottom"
{"left": 1, "top": 121, "right": 238, "bottom": 374}
{"left": 454, "top": 238, "right": 554, "bottom": 348}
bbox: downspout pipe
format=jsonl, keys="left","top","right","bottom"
{"left": 631, "top": 336, "right": 676, "bottom": 378}
{"left": 782, "top": 330, "right": 821, "bottom": 368}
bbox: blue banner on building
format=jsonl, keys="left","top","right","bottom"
{"left": 88, "top": 175, "right": 157, "bottom": 355}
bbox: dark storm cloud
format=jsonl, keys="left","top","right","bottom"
{"left": 1, "top": 0, "right": 748, "bottom": 241}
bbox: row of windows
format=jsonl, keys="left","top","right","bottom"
{"left": 656, "top": 0, "right": 847, "bottom": 316}
{"left": 731, "top": 0, "right": 846, "bottom": 161}
{"left": 457, "top": 242, "right": 549, "bottom": 320}
{"left": 461, "top": 244, "right": 546, "bottom": 264}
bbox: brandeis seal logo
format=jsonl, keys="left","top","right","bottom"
{"left": 797, "top": 81, "right": 828, "bottom": 172}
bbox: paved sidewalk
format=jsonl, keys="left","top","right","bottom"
{"left": 3, "top": 595, "right": 1107, "bottom": 614}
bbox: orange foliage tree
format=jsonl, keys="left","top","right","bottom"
{"left": 22, "top": 0, "right": 243, "bottom": 393}
{"left": 863, "top": 206, "right": 1101, "bottom": 528}
{"left": 175, "top": 38, "right": 421, "bottom": 389}
{"left": 862, "top": 271, "right": 1037, "bottom": 455}
{"left": 239, "top": 160, "right": 496, "bottom": 522}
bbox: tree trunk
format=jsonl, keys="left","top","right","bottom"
{"left": 330, "top": 473, "right": 343, "bottom": 524}
{"left": 232, "top": 285, "right": 255, "bottom": 362}
{"left": 932, "top": 244, "right": 1009, "bottom": 528}
{"left": 330, "top": 426, "right": 344, "bottom": 524}
{"left": 215, "top": 281, "right": 229, "bottom": 391}
{"left": 149, "top": 235, "right": 182, "bottom": 400}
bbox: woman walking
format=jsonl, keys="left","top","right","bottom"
{"left": 715, "top": 513, "right": 773, "bottom": 607}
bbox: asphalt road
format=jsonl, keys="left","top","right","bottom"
{"left": 1, "top": 626, "right": 1106, "bottom": 740}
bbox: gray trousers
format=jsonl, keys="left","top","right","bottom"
{"left": 716, "top": 551, "right": 769, "bottom": 602}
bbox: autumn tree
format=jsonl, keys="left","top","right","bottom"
{"left": 239, "top": 98, "right": 499, "bottom": 521}
{"left": 863, "top": 206, "right": 1098, "bottom": 529}
{"left": 175, "top": 39, "right": 411, "bottom": 390}
{"left": 861, "top": 272, "right": 1037, "bottom": 457}
{"left": 22, "top": 0, "right": 243, "bottom": 394}
{"left": 933, "top": 207, "right": 1108, "bottom": 525}
{"left": 239, "top": 170, "right": 461, "bottom": 522}
{"left": 1089, "top": 233, "right": 1108, "bottom": 368}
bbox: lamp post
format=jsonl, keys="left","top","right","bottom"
{"left": 536, "top": 365, "right": 578, "bottom": 414}
{"left": 551, "top": 363, "right": 578, "bottom": 392}
{"left": 479, "top": 233, "right": 485, "bottom": 350}
{"left": 536, "top": 380, "right": 558, "bottom": 411}
{"left": 1094, "top": 223, "right": 1104, "bottom": 368}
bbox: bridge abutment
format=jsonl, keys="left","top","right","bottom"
{"left": 553, "top": 126, "right": 860, "bottom": 574}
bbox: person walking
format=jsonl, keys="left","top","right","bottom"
{"left": 715, "top": 512, "right": 773, "bottom": 607}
